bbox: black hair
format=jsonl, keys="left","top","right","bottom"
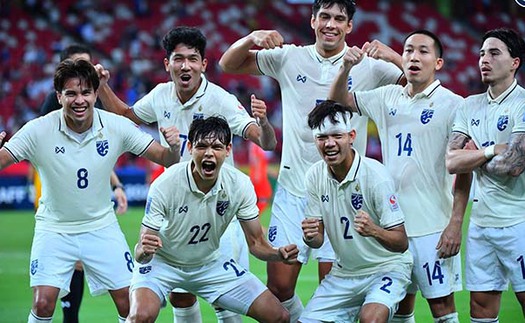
{"left": 162, "top": 26, "right": 206, "bottom": 60}
{"left": 307, "top": 100, "right": 353, "bottom": 130}
{"left": 54, "top": 59, "right": 100, "bottom": 92}
{"left": 483, "top": 28, "right": 525, "bottom": 72}
{"left": 59, "top": 44, "right": 92, "bottom": 62}
{"left": 404, "top": 29, "right": 443, "bottom": 58}
{"left": 188, "top": 116, "right": 231, "bottom": 146}
{"left": 313, "top": 0, "right": 356, "bottom": 21}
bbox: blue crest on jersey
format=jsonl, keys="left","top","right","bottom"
{"left": 497, "top": 115, "right": 509, "bottom": 131}
{"left": 30, "top": 259, "right": 38, "bottom": 275}
{"left": 347, "top": 76, "right": 353, "bottom": 91}
{"left": 96, "top": 140, "right": 109, "bottom": 156}
{"left": 139, "top": 265, "right": 152, "bottom": 274}
{"left": 351, "top": 193, "right": 363, "bottom": 210}
{"left": 268, "top": 226, "right": 277, "bottom": 242}
{"left": 193, "top": 113, "right": 204, "bottom": 120}
{"left": 420, "top": 109, "right": 434, "bottom": 124}
{"left": 145, "top": 197, "right": 152, "bottom": 215}
{"left": 216, "top": 200, "right": 230, "bottom": 216}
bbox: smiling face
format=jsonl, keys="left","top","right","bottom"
{"left": 402, "top": 33, "right": 443, "bottom": 94}
{"left": 311, "top": 3, "right": 352, "bottom": 57}
{"left": 189, "top": 135, "right": 231, "bottom": 192}
{"left": 479, "top": 37, "right": 519, "bottom": 86}
{"left": 57, "top": 77, "right": 96, "bottom": 133}
{"left": 165, "top": 44, "right": 207, "bottom": 104}
{"left": 315, "top": 130, "right": 356, "bottom": 180}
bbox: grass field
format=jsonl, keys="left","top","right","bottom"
{"left": 0, "top": 206, "right": 522, "bottom": 322}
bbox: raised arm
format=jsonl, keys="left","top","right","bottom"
{"left": 142, "top": 127, "right": 181, "bottom": 167}
{"left": 362, "top": 40, "right": 403, "bottom": 71}
{"left": 94, "top": 64, "right": 142, "bottom": 124}
{"left": 327, "top": 46, "right": 365, "bottom": 111}
{"left": 240, "top": 218, "right": 298, "bottom": 264}
{"left": 484, "top": 132, "right": 525, "bottom": 176}
{"left": 244, "top": 94, "right": 277, "bottom": 150}
{"left": 219, "top": 30, "right": 284, "bottom": 75}
{"left": 0, "top": 131, "right": 15, "bottom": 170}
{"left": 354, "top": 210, "right": 408, "bottom": 252}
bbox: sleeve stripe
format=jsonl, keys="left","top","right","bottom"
{"left": 255, "top": 52, "right": 265, "bottom": 75}
{"left": 354, "top": 92, "right": 363, "bottom": 116}
{"left": 137, "top": 139, "right": 155, "bottom": 156}
{"left": 241, "top": 121, "right": 257, "bottom": 139}
{"left": 3, "top": 146, "right": 20, "bottom": 163}
{"left": 238, "top": 214, "right": 259, "bottom": 222}
{"left": 130, "top": 108, "right": 152, "bottom": 125}
{"left": 384, "top": 221, "right": 404, "bottom": 230}
{"left": 141, "top": 223, "right": 160, "bottom": 232}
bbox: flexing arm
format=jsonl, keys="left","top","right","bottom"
{"left": 362, "top": 40, "right": 403, "bottom": 70}
{"left": 301, "top": 217, "right": 324, "bottom": 249}
{"left": 485, "top": 132, "right": 525, "bottom": 176}
{"left": 241, "top": 218, "right": 298, "bottom": 264}
{"left": 219, "top": 30, "right": 284, "bottom": 75}
{"left": 354, "top": 210, "right": 408, "bottom": 252}
{"left": 142, "top": 127, "right": 181, "bottom": 167}
{"left": 436, "top": 172, "right": 472, "bottom": 258}
{"left": 327, "top": 46, "right": 365, "bottom": 111}
{"left": 446, "top": 132, "right": 491, "bottom": 174}
{"left": 0, "top": 132, "right": 15, "bottom": 170}
{"left": 94, "top": 64, "right": 142, "bottom": 124}
{"left": 134, "top": 225, "right": 163, "bottom": 264}
{"left": 244, "top": 94, "right": 277, "bottom": 150}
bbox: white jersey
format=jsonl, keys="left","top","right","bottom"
{"left": 452, "top": 80, "right": 525, "bottom": 228}
{"left": 142, "top": 161, "right": 259, "bottom": 267}
{"left": 257, "top": 44, "right": 402, "bottom": 197}
{"left": 131, "top": 75, "right": 256, "bottom": 164}
{"left": 355, "top": 81, "right": 463, "bottom": 236}
{"left": 304, "top": 149, "right": 412, "bottom": 277}
{"left": 3, "top": 109, "right": 154, "bottom": 233}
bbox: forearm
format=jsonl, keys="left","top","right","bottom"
{"left": 219, "top": 35, "right": 256, "bottom": 73}
{"left": 328, "top": 65, "right": 355, "bottom": 109}
{"left": 372, "top": 227, "right": 408, "bottom": 253}
{"left": 110, "top": 171, "right": 122, "bottom": 187}
{"left": 248, "top": 239, "right": 284, "bottom": 262}
{"left": 450, "top": 172, "right": 472, "bottom": 227}
{"left": 134, "top": 243, "right": 153, "bottom": 264}
{"left": 160, "top": 146, "right": 180, "bottom": 167}
{"left": 303, "top": 235, "right": 323, "bottom": 249}
{"left": 258, "top": 121, "right": 277, "bottom": 150}
{"left": 485, "top": 134, "right": 525, "bottom": 176}
{"left": 98, "top": 84, "right": 134, "bottom": 117}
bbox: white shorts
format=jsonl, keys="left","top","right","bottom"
{"left": 300, "top": 267, "right": 411, "bottom": 322}
{"left": 29, "top": 222, "right": 133, "bottom": 297}
{"left": 466, "top": 221, "right": 525, "bottom": 292}
{"left": 268, "top": 185, "right": 335, "bottom": 264}
{"left": 407, "top": 233, "right": 462, "bottom": 299}
{"left": 131, "top": 255, "right": 267, "bottom": 314}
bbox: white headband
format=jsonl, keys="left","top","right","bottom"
{"left": 312, "top": 112, "right": 353, "bottom": 137}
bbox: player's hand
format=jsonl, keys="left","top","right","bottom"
{"left": 362, "top": 40, "right": 399, "bottom": 63}
{"left": 114, "top": 186, "right": 128, "bottom": 215}
{"left": 251, "top": 94, "right": 269, "bottom": 126}
{"left": 94, "top": 63, "right": 110, "bottom": 86}
{"left": 436, "top": 222, "right": 461, "bottom": 258}
{"left": 342, "top": 46, "right": 366, "bottom": 70}
{"left": 354, "top": 210, "right": 378, "bottom": 237}
{"left": 463, "top": 139, "right": 478, "bottom": 150}
{"left": 279, "top": 244, "right": 299, "bottom": 264}
{"left": 0, "top": 131, "right": 6, "bottom": 146}
{"left": 250, "top": 30, "right": 284, "bottom": 49}
{"left": 160, "top": 126, "right": 181, "bottom": 152}
{"left": 140, "top": 233, "right": 163, "bottom": 256}
{"left": 302, "top": 218, "right": 320, "bottom": 242}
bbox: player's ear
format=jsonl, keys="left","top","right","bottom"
{"left": 225, "top": 143, "right": 232, "bottom": 157}
{"left": 187, "top": 141, "right": 193, "bottom": 155}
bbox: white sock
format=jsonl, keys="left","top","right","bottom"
{"left": 118, "top": 315, "right": 126, "bottom": 323}
{"left": 215, "top": 307, "right": 243, "bottom": 323}
{"left": 281, "top": 294, "right": 303, "bottom": 323}
{"left": 28, "top": 310, "right": 52, "bottom": 323}
{"left": 470, "top": 317, "right": 499, "bottom": 323}
{"left": 173, "top": 300, "right": 202, "bottom": 323}
{"left": 434, "top": 312, "right": 459, "bottom": 323}
{"left": 391, "top": 312, "right": 416, "bottom": 323}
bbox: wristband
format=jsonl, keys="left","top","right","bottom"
{"left": 484, "top": 144, "right": 495, "bottom": 159}
{"left": 112, "top": 183, "right": 125, "bottom": 191}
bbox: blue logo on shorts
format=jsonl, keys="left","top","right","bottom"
{"left": 96, "top": 140, "right": 109, "bottom": 156}
{"left": 30, "top": 259, "right": 38, "bottom": 275}
{"left": 351, "top": 193, "right": 363, "bottom": 210}
{"left": 139, "top": 266, "right": 152, "bottom": 274}
{"left": 216, "top": 201, "right": 230, "bottom": 216}
{"left": 268, "top": 226, "right": 277, "bottom": 242}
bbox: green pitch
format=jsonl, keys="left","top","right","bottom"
{"left": 0, "top": 206, "right": 522, "bottom": 322}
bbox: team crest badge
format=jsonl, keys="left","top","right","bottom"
{"left": 389, "top": 194, "right": 400, "bottom": 212}
{"left": 268, "top": 226, "right": 277, "bottom": 242}
{"left": 347, "top": 76, "right": 353, "bottom": 91}
{"left": 193, "top": 113, "right": 204, "bottom": 120}
{"left": 139, "top": 266, "right": 152, "bottom": 274}
{"left": 420, "top": 109, "right": 434, "bottom": 124}
{"left": 96, "top": 140, "right": 109, "bottom": 156}
{"left": 497, "top": 115, "right": 509, "bottom": 131}
{"left": 351, "top": 193, "right": 363, "bottom": 210}
{"left": 30, "top": 259, "right": 38, "bottom": 275}
{"left": 216, "top": 200, "right": 230, "bottom": 216}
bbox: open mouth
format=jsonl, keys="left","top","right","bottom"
{"left": 408, "top": 66, "right": 421, "bottom": 72}
{"left": 202, "top": 161, "right": 216, "bottom": 174}
{"left": 72, "top": 106, "right": 87, "bottom": 114}
{"left": 181, "top": 74, "right": 191, "bottom": 82}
